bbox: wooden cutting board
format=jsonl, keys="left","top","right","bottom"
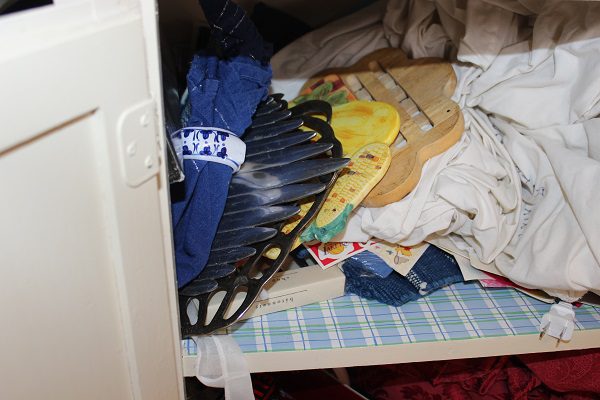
{"left": 299, "top": 48, "right": 464, "bottom": 207}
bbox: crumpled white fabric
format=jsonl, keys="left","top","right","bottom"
{"left": 357, "top": 108, "right": 520, "bottom": 263}
{"left": 271, "top": 0, "right": 390, "bottom": 98}
{"left": 272, "top": 0, "right": 600, "bottom": 301}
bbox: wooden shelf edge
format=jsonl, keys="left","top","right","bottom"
{"left": 182, "top": 329, "right": 600, "bottom": 376}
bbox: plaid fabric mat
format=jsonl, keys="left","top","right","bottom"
{"left": 182, "top": 282, "right": 600, "bottom": 355}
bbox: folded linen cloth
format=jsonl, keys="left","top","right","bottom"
{"left": 171, "top": 0, "right": 272, "bottom": 288}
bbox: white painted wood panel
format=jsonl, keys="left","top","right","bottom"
{"left": 0, "top": 2, "right": 182, "bottom": 399}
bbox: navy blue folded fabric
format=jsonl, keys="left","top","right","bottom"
{"left": 342, "top": 245, "right": 464, "bottom": 306}
{"left": 200, "top": 0, "right": 273, "bottom": 63}
{"left": 171, "top": 0, "right": 272, "bottom": 288}
{"left": 172, "top": 55, "right": 271, "bottom": 288}
{"left": 180, "top": 56, "right": 272, "bottom": 133}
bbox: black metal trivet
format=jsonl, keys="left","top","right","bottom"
{"left": 179, "top": 97, "right": 347, "bottom": 336}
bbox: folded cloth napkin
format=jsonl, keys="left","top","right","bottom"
{"left": 171, "top": 0, "right": 272, "bottom": 288}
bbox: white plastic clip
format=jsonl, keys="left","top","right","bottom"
{"left": 539, "top": 301, "right": 576, "bottom": 346}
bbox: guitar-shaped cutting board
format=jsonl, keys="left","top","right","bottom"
{"left": 299, "top": 48, "right": 464, "bottom": 207}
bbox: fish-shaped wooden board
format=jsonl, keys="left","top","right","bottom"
{"left": 299, "top": 48, "right": 464, "bottom": 207}
{"left": 328, "top": 101, "right": 400, "bottom": 157}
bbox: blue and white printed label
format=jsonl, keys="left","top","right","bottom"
{"left": 172, "top": 127, "right": 246, "bottom": 172}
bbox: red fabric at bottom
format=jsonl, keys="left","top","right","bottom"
{"left": 350, "top": 349, "right": 600, "bottom": 400}
{"left": 520, "top": 349, "right": 600, "bottom": 394}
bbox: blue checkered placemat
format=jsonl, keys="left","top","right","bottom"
{"left": 182, "top": 282, "right": 600, "bottom": 355}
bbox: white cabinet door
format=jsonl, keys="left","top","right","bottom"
{"left": 0, "top": 1, "right": 183, "bottom": 399}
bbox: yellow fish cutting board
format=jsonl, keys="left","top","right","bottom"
{"left": 330, "top": 101, "right": 400, "bottom": 157}
{"left": 300, "top": 48, "right": 464, "bottom": 207}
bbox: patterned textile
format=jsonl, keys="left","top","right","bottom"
{"left": 181, "top": 282, "right": 600, "bottom": 354}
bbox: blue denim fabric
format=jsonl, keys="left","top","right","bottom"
{"left": 349, "top": 251, "right": 394, "bottom": 278}
{"left": 172, "top": 55, "right": 271, "bottom": 288}
{"left": 342, "top": 245, "right": 464, "bottom": 306}
{"left": 405, "top": 246, "right": 464, "bottom": 296}
{"left": 343, "top": 258, "right": 421, "bottom": 307}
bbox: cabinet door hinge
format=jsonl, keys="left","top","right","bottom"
{"left": 117, "top": 99, "right": 160, "bottom": 187}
